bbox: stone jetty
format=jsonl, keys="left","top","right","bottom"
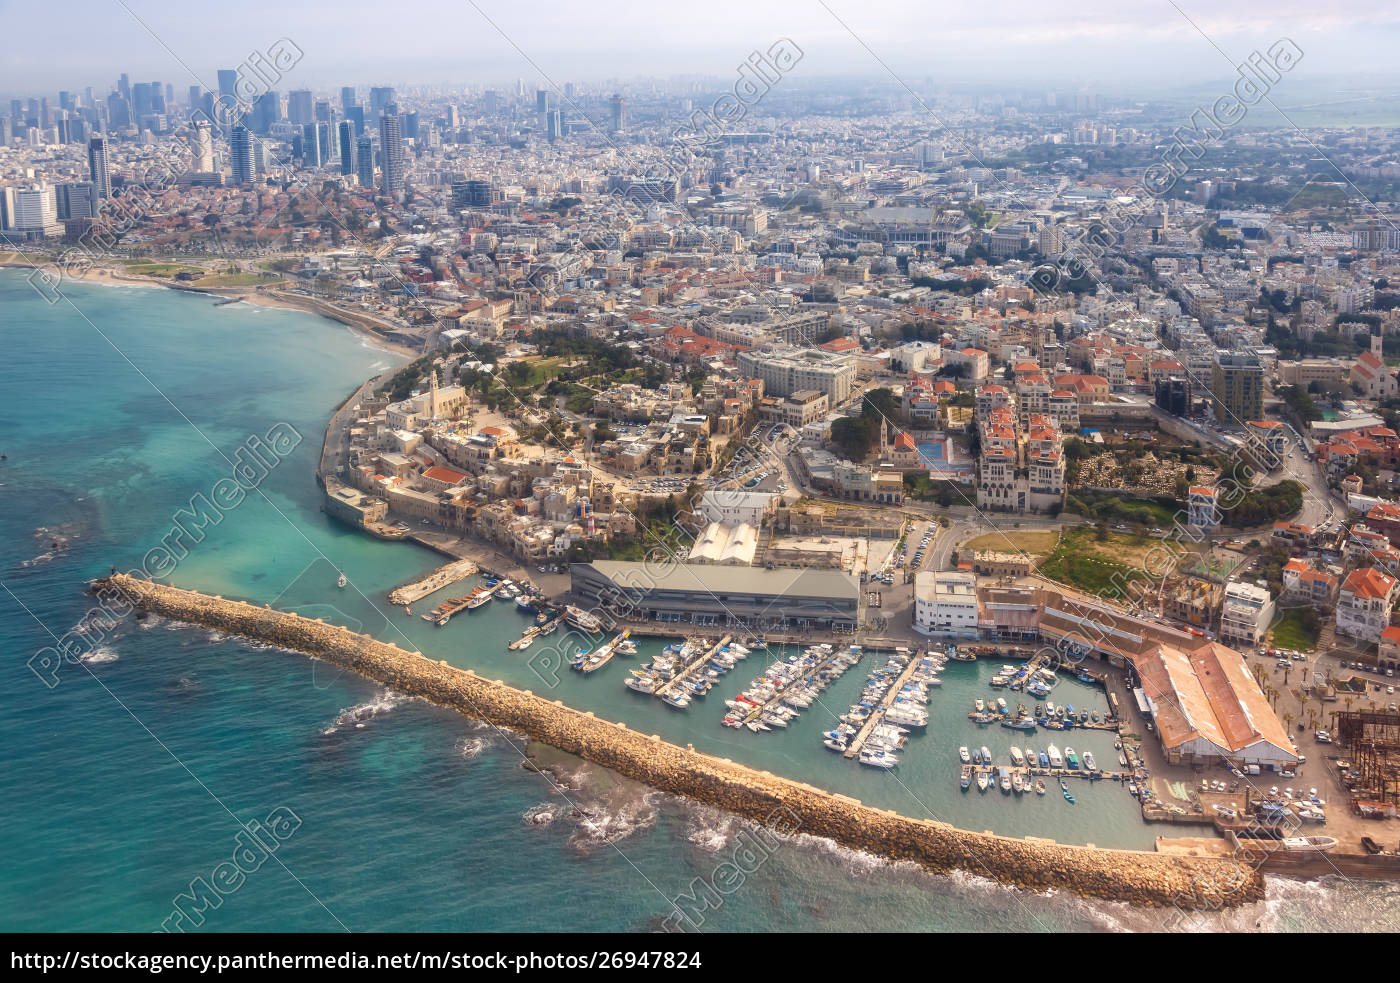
{"left": 96, "top": 574, "right": 1264, "bottom": 910}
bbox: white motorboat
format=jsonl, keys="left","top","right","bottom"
{"left": 959, "top": 746, "right": 971, "bottom": 764}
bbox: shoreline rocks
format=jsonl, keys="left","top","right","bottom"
{"left": 96, "top": 574, "right": 1264, "bottom": 910}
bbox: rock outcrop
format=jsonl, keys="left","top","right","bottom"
{"left": 97, "top": 574, "right": 1264, "bottom": 910}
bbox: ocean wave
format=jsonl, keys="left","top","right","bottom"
{"left": 458, "top": 736, "right": 492, "bottom": 759}
{"left": 523, "top": 803, "right": 558, "bottom": 827}
{"left": 80, "top": 645, "right": 119, "bottom": 665}
{"left": 565, "top": 795, "right": 658, "bottom": 854}
{"left": 321, "top": 688, "right": 412, "bottom": 735}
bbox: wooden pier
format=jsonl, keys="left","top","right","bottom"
{"left": 431, "top": 583, "right": 497, "bottom": 626}
{"left": 655, "top": 634, "right": 732, "bottom": 703}
{"left": 387, "top": 559, "right": 479, "bottom": 606}
{"left": 845, "top": 648, "right": 923, "bottom": 759}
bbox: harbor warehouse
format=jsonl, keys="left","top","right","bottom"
{"left": 570, "top": 561, "right": 861, "bottom": 630}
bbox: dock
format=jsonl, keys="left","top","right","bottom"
{"left": 655, "top": 634, "right": 732, "bottom": 704}
{"left": 431, "top": 583, "right": 497, "bottom": 626}
{"left": 732, "top": 644, "right": 859, "bottom": 729}
{"left": 388, "top": 559, "right": 479, "bottom": 606}
{"left": 509, "top": 613, "right": 566, "bottom": 650}
{"left": 845, "top": 649, "right": 925, "bottom": 759}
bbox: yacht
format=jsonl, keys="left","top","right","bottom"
{"left": 858, "top": 748, "right": 898, "bottom": 769}
{"left": 1082, "top": 751, "right": 1097, "bottom": 771}
{"left": 1047, "top": 745, "right": 1064, "bottom": 768}
{"left": 976, "top": 770, "right": 990, "bottom": 792}
{"left": 960, "top": 765, "right": 972, "bottom": 790}
{"left": 980, "top": 746, "right": 992, "bottom": 765}
{"left": 998, "top": 768, "right": 1012, "bottom": 793}
{"left": 1025, "top": 747, "right": 1038, "bottom": 769}
{"left": 1009, "top": 747, "right": 1026, "bottom": 767}
{"left": 959, "top": 746, "right": 971, "bottom": 764}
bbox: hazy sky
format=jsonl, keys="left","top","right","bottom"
{"left": 3, "top": 0, "right": 1397, "bottom": 96}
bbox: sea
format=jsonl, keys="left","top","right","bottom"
{"left": 0, "top": 266, "right": 1393, "bottom": 932}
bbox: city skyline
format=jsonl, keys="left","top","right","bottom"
{"left": 3, "top": 0, "right": 1400, "bottom": 95}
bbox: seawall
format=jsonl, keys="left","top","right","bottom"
{"left": 97, "top": 574, "right": 1265, "bottom": 910}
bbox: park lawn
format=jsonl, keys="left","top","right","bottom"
{"left": 961, "top": 530, "right": 1059, "bottom": 557}
{"left": 198, "top": 273, "right": 275, "bottom": 288}
{"left": 1269, "top": 609, "right": 1320, "bottom": 651}
{"left": 1036, "top": 527, "right": 1161, "bottom": 598}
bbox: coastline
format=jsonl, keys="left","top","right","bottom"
{"left": 95, "top": 573, "right": 1267, "bottom": 910}
{"left": 0, "top": 254, "right": 421, "bottom": 359}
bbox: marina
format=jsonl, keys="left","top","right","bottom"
{"left": 624, "top": 634, "right": 735, "bottom": 709}
{"left": 726, "top": 642, "right": 863, "bottom": 733}
{"left": 840, "top": 648, "right": 942, "bottom": 762}
{"left": 569, "top": 630, "right": 635, "bottom": 674}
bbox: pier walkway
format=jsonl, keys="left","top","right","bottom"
{"left": 846, "top": 648, "right": 922, "bottom": 759}
{"left": 388, "top": 559, "right": 479, "bottom": 606}
{"left": 656, "top": 634, "right": 732, "bottom": 703}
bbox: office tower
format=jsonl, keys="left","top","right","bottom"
{"left": 287, "top": 89, "right": 313, "bottom": 125}
{"left": 378, "top": 106, "right": 404, "bottom": 194}
{"left": 187, "top": 85, "right": 202, "bottom": 111}
{"left": 403, "top": 111, "right": 418, "bottom": 140}
{"left": 451, "top": 178, "right": 494, "bottom": 210}
{"left": 340, "top": 86, "right": 357, "bottom": 113}
{"left": 10, "top": 99, "right": 21, "bottom": 122}
{"left": 106, "top": 93, "right": 130, "bottom": 127}
{"left": 564, "top": 82, "right": 575, "bottom": 100}
{"left": 165, "top": 83, "right": 174, "bottom": 106}
{"left": 1210, "top": 351, "right": 1263, "bottom": 424}
{"left": 338, "top": 120, "right": 358, "bottom": 175}
{"left": 315, "top": 99, "right": 332, "bottom": 123}
{"left": 355, "top": 134, "right": 374, "bottom": 189}
{"left": 118, "top": 74, "right": 131, "bottom": 101}
{"left": 229, "top": 126, "right": 254, "bottom": 185}
{"left": 0, "top": 117, "right": 12, "bottom": 145}
{"left": 369, "top": 86, "right": 395, "bottom": 119}
{"left": 252, "top": 91, "right": 278, "bottom": 134}
{"left": 2, "top": 185, "right": 60, "bottom": 234}
{"left": 483, "top": 90, "right": 499, "bottom": 115}
{"left": 216, "top": 68, "right": 239, "bottom": 135}
{"left": 87, "top": 135, "right": 111, "bottom": 199}
{"left": 536, "top": 89, "right": 548, "bottom": 128}
{"left": 59, "top": 91, "right": 73, "bottom": 112}
{"left": 132, "top": 82, "right": 155, "bottom": 120}
{"left": 217, "top": 69, "right": 238, "bottom": 101}
{"left": 445, "top": 104, "right": 459, "bottom": 130}
{"left": 345, "top": 105, "right": 365, "bottom": 133}
{"left": 301, "top": 122, "right": 330, "bottom": 167}
{"left": 546, "top": 109, "right": 561, "bottom": 143}
{"left": 609, "top": 93, "right": 625, "bottom": 134}
{"left": 151, "top": 83, "right": 165, "bottom": 112}
{"left": 191, "top": 120, "right": 214, "bottom": 172}
{"left": 56, "top": 182, "right": 98, "bottom": 220}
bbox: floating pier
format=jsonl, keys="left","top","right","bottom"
{"left": 655, "top": 634, "right": 732, "bottom": 704}
{"left": 845, "top": 649, "right": 926, "bottom": 759}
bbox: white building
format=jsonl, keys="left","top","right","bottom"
{"left": 1188, "top": 486, "right": 1220, "bottom": 531}
{"left": 1336, "top": 567, "right": 1400, "bottom": 644}
{"left": 696, "top": 490, "right": 775, "bottom": 527}
{"left": 913, "top": 571, "right": 979, "bottom": 638}
{"left": 1218, "top": 581, "right": 1275, "bottom": 647}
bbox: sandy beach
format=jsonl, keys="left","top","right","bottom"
{"left": 0, "top": 252, "right": 422, "bottom": 359}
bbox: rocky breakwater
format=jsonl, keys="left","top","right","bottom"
{"left": 97, "top": 574, "right": 1264, "bottom": 910}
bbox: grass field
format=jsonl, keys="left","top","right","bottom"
{"left": 1036, "top": 527, "right": 1167, "bottom": 598}
{"left": 961, "top": 530, "right": 1059, "bottom": 557}
{"left": 196, "top": 273, "right": 274, "bottom": 288}
{"left": 1269, "top": 609, "right": 1320, "bottom": 651}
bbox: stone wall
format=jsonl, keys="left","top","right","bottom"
{"left": 97, "top": 574, "right": 1265, "bottom": 909}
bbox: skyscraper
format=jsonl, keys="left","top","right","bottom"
{"left": 216, "top": 69, "right": 239, "bottom": 135}
{"left": 378, "top": 106, "right": 404, "bottom": 195}
{"left": 252, "top": 92, "right": 279, "bottom": 134}
{"left": 87, "top": 135, "right": 111, "bottom": 199}
{"left": 56, "top": 181, "right": 98, "bottom": 220}
{"left": 355, "top": 134, "right": 374, "bottom": 190}
{"left": 369, "top": 86, "right": 395, "bottom": 120}
{"left": 287, "top": 90, "right": 313, "bottom": 125}
{"left": 191, "top": 120, "right": 214, "bottom": 172}
{"left": 609, "top": 94, "right": 626, "bottom": 134}
{"left": 536, "top": 89, "right": 548, "bottom": 129}
{"left": 340, "top": 86, "right": 357, "bottom": 113}
{"left": 338, "top": 121, "right": 358, "bottom": 176}
{"left": 229, "top": 126, "right": 254, "bottom": 186}
{"left": 301, "top": 123, "right": 330, "bottom": 168}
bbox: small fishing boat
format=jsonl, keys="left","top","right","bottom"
{"left": 1038, "top": 751, "right": 1050, "bottom": 768}
{"left": 1082, "top": 751, "right": 1097, "bottom": 771}
{"left": 980, "top": 746, "right": 992, "bottom": 765}
{"left": 1281, "top": 836, "right": 1337, "bottom": 852}
{"left": 1065, "top": 747, "right": 1080, "bottom": 769}
{"left": 976, "top": 770, "right": 990, "bottom": 792}
{"left": 1047, "top": 745, "right": 1064, "bottom": 769}
{"left": 960, "top": 765, "right": 972, "bottom": 790}
{"left": 1035, "top": 778, "right": 1047, "bottom": 795}
{"left": 1009, "top": 747, "right": 1026, "bottom": 767}
{"left": 998, "top": 768, "right": 1012, "bottom": 793}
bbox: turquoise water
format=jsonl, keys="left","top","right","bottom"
{"left": 1, "top": 268, "right": 1395, "bottom": 931}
